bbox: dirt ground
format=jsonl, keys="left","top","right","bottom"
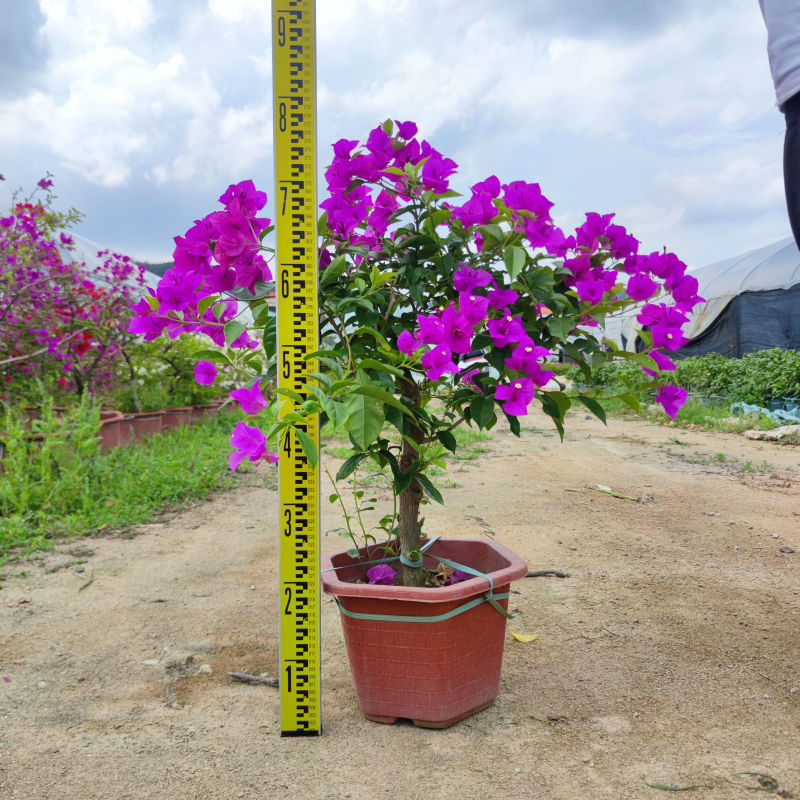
{"left": 1, "top": 408, "right": 799, "bottom": 800}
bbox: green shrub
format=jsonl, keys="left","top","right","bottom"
{"left": 0, "top": 402, "right": 246, "bottom": 563}
{"left": 568, "top": 348, "right": 800, "bottom": 407}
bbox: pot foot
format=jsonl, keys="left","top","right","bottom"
{"left": 363, "top": 713, "right": 399, "bottom": 724}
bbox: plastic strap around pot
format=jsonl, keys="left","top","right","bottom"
{"left": 327, "top": 537, "right": 516, "bottom": 622}
{"left": 333, "top": 591, "right": 512, "bottom": 624}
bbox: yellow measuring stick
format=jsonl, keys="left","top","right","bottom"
{"left": 272, "top": 0, "right": 321, "bottom": 736}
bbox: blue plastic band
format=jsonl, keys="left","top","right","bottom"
{"left": 334, "top": 591, "right": 512, "bottom": 623}
{"left": 399, "top": 553, "right": 424, "bottom": 568}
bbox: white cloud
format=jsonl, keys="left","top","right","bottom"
{"left": 0, "top": 0, "right": 788, "bottom": 265}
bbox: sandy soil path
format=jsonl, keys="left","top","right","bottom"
{"left": 1, "top": 409, "right": 799, "bottom": 800}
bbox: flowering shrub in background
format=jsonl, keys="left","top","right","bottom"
{"left": 131, "top": 119, "right": 703, "bottom": 587}
{"left": 0, "top": 177, "right": 145, "bottom": 400}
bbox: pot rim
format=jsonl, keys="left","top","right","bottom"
{"left": 320, "top": 537, "right": 528, "bottom": 604}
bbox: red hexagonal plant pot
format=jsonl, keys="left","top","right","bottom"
{"left": 321, "top": 538, "right": 527, "bottom": 728}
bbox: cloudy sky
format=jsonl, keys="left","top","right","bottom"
{"left": 0, "top": 0, "right": 787, "bottom": 269}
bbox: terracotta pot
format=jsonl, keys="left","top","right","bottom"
{"left": 321, "top": 538, "right": 528, "bottom": 728}
{"left": 191, "top": 403, "right": 220, "bottom": 422}
{"left": 124, "top": 411, "right": 163, "bottom": 442}
{"left": 161, "top": 406, "right": 192, "bottom": 429}
{"left": 98, "top": 410, "right": 125, "bottom": 452}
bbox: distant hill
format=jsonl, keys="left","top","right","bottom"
{"left": 141, "top": 261, "right": 173, "bottom": 277}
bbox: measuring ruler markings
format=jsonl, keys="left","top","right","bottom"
{"left": 272, "top": 0, "right": 321, "bottom": 737}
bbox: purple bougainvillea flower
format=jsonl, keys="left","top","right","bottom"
{"left": 156, "top": 267, "right": 203, "bottom": 313}
{"left": 627, "top": 271, "right": 659, "bottom": 302}
{"left": 37, "top": 178, "right": 53, "bottom": 190}
{"left": 505, "top": 342, "right": 552, "bottom": 377}
{"left": 453, "top": 266, "right": 493, "bottom": 293}
{"left": 194, "top": 360, "right": 217, "bottom": 386}
{"left": 655, "top": 384, "right": 688, "bottom": 420}
{"left": 229, "top": 421, "right": 268, "bottom": 471}
{"left": 397, "top": 329, "right": 419, "bottom": 355}
{"left": 332, "top": 138, "right": 359, "bottom": 159}
{"left": 229, "top": 379, "right": 268, "bottom": 415}
{"left": 461, "top": 368, "right": 482, "bottom": 390}
{"left": 641, "top": 350, "right": 676, "bottom": 377}
{"left": 394, "top": 120, "right": 418, "bottom": 139}
{"left": 416, "top": 312, "right": 445, "bottom": 344}
{"left": 421, "top": 153, "right": 458, "bottom": 194}
{"left": 575, "top": 278, "right": 608, "bottom": 305}
{"left": 439, "top": 304, "right": 473, "bottom": 354}
{"left": 487, "top": 288, "right": 518, "bottom": 310}
{"left": 421, "top": 344, "right": 458, "bottom": 380}
{"left": 127, "top": 296, "right": 169, "bottom": 341}
{"left": 219, "top": 179, "right": 268, "bottom": 217}
{"left": 444, "top": 569, "right": 472, "bottom": 585}
{"left": 458, "top": 292, "right": 489, "bottom": 326}
{"left": 486, "top": 314, "right": 527, "bottom": 348}
{"left": 495, "top": 378, "right": 536, "bottom": 416}
{"left": 367, "top": 564, "right": 397, "bottom": 585}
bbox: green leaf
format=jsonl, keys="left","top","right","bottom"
{"left": 618, "top": 392, "right": 641, "bottom": 412}
{"left": 478, "top": 223, "right": 505, "bottom": 249}
{"left": 356, "top": 358, "right": 404, "bottom": 377}
{"left": 393, "top": 471, "right": 412, "bottom": 494}
{"left": 436, "top": 430, "right": 457, "bottom": 453}
{"left": 503, "top": 246, "right": 527, "bottom": 281}
{"left": 577, "top": 394, "right": 607, "bottom": 424}
{"left": 383, "top": 404, "right": 408, "bottom": 435}
{"left": 344, "top": 394, "right": 385, "bottom": 450}
{"left": 274, "top": 387, "right": 306, "bottom": 404}
{"left": 539, "top": 393, "right": 567, "bottom": 441}
{"left": 223, "top": 320, "right": 247, "bottom": 347}
{"left": 197, "top": 295, "right": 218, "bottom": 316}
{"left": 504, "top": 412, "right": 521, "bottom": 437}
{"left": 336, "top": 453, "right": 367, "bottom": 481}
{"left": 547, "top": 316, "right": 574, "bottom": 342}
{"left": 193, "top": 348, "right": 232, "bottom": 366}
{"left": 416, "top": 474, "right": 444, "bottom": 504}
{"left": 470, "top": 395, "right": 495, "bottom": 428}
{"left": 294, "top": 427, "right": 318, "bottom": 469}
{"left": 262, "top": 316, "right": 277, "bottom": 360}
{"left": 350, "top": 384, "right": 409, "bottom": 414}
{"left": 322, "top": 398, "right": 349, "bottom": 429}
{"left": 319, "top": 255, "right": 348, "bottom": 289}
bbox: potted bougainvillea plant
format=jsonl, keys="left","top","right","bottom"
{"left": 130, "top": 119, "right": 702, "bottom": 727}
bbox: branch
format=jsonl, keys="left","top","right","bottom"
{"left": 227, "top": 671, "right": 278, "bottom": 686}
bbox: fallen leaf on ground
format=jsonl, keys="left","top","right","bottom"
{"left": 509, "top": 630, "right": 538, "bottom": 643}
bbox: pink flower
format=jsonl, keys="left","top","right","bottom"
{"left": 655, "top": 384, "right": 688, "bottom": 420}
{"left": 397, "top": 330, "right": 419, "bottom": 355}
{"left": 194, "top": 360, "right": 218, "bottom": 385}
{"left": 641, "top": 351, "right": 676, "bottom": 377}
{"left": 229, "top": 421, "right": 269, "bottom": 471}
{"left": 486, "top": 314, "right": 527, "bottom": 348}
{"left": 421, "top": 344, "right": 458, "bottom": 380}
{"left": 229, "top": 379, "right": 268, "bottom": 415}
{"left": 495, "top": 379, "right": 536, "bottom": 416}
{"left": 367, "top": 564, "right": 397, "bottom": 585}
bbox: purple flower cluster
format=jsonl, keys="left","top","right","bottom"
{"left": 128, "top": 179, "right": 271, "bottom": 349}
{"left": 316, "top": 121, "right": 702, "bottom": 420}
{"left": 1, "top": 192, "right": 145, "bottom": 395}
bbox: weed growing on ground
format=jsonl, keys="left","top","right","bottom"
{"left": 0, "top": 410, "right": 245, "bottom": 565}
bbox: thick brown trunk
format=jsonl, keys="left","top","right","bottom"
{"left": 397, "top": 379, "right": 426, "bottom": 587}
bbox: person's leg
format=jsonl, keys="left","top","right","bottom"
{"left": 782, "top": 91, "right": 800, "bottom": 249}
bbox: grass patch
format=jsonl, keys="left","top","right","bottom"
{"left": 0, "top": 410, "right": 250, "bottom": 565}
{"left": 589, "top": 395, "right": 779, "bottom": 434}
